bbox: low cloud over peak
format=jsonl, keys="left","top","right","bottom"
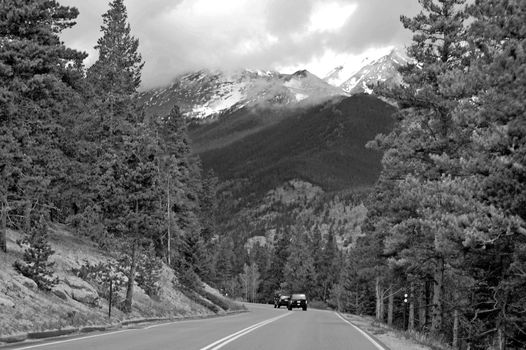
{"left": 60, "top": 0, "right": 419, "bottom": 89}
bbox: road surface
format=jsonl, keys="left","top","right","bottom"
{"left": 5, "top": 304, "right": 386, "bottom": 350}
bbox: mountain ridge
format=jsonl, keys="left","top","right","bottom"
{"left": 139, "top": 48, "right": 409, "bottom": 120}
{"left": 339, "top": 48, "right": 409, "bottom": 94}
{"left": 139, "top": 68, "right": 346, "bottom": 120}
{"left": 191, "top": 94, "right": 396, "bottom": 195}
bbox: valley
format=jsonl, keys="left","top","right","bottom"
{"left": 138, "top": 54, "right": 399, "bottom": 306}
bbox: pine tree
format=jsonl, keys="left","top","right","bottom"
{"left": 318, "top": 230, "right": 340, "bottom": 301}
{"left": 87, "top": 0, "right": 143, "bottom": 96}
{"left": 85, "top": 0, "right": 165, "bottom": 312}
{"left": 266, "top": 228, "right": 291, "bottom": 294}
{"left": 214, "top": 236, "right": 235, "bottom": 291}
{"left": 442, "top": 1, "right": 526, "bottom": 347}
{"left": 283, "top": 230, "right": 315, "bottom": 292}
{"left": 0, "top": 0, "right": 86, "bottom": 248}
{"left": 155, "top": 106, "right": 206, "bottom": 286}
{"left": 368, "top": 0, "right": 470, "bottom": 339}
{"left": 14, "top": 215, "right": 59, "bottom": 291}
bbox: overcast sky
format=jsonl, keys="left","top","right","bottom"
{"left": 59, "top": 0, "right": 420, "bottom": 89}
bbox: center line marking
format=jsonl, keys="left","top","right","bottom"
{"left": 200, "top": 312, "right": 291, "bottom": 350}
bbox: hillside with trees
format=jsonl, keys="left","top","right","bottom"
{"left": 0, "top": 0, "right": 240, "bottom": 336}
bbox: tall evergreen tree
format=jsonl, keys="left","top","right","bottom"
{"left": 0, "top": 0, "right": 86, "bottom": 251}
{"left": 85, "top": 0, "right": 164, "bottom": 312}
{"left": 361, "top": 0, "right": 526, "bottom": 347}
{"left": 283, "top": 230, "right": 315, "bottom": 292}
{"left": 87, "top": 0, "right": 143, "bottom": 96}
{"left": 367, "top": 0, "right": 470, "bottom": 339}
{"left": 265, "top": 228, "right": 291, "bottom": 294}
{"left": 442, "top": 1, "right": 526, "bottom": 347}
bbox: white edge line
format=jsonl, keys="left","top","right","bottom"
{"left": 12, "top": 329, "right": 132, "bottom": 350}
{"left": 335, "top": 312, "right": 387, "bottom": 350}
{"left": 200, "top": 313, "right": 291, "bottom": 350}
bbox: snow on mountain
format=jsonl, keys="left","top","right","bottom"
{"left": 323, "top": 48, "right": 410, "bottom": 95}
{"left": 140, "top": 69, "right": 346, "bottom": 119}
{"left": 339, "top": 48, "right": 410, "bottom": 94}
{"left": 322, "top": 54, "right": 377, "bottom": 87}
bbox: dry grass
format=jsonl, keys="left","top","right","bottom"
{"left": 342, "top": 313, "right": 451, "bottom": 350}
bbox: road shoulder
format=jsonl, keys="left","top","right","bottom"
{"left": 340, "top": 313, "right": 433, "bottom": 350}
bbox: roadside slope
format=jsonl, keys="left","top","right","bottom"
{"left": 0, "top": 225, "right": 241, "bottom": 339}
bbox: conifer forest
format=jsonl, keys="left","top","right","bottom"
{"left": 0, "top": 0, "right": 525, "bottom": 349}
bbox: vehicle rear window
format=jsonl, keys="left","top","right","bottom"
{"left": 292, "top": 294, "right": 306, "bottom": 299}
{"left": 280, "top": 296, "right": 289, "bottom": 299}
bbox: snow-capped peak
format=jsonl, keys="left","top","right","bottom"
{"left": 326, "top": 47, "right": 411, "bottom": 95}
{"left": 139, "top": 68, "right": 346, "bottom": 119}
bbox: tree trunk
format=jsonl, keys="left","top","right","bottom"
{"left": 431, "top": 258, "right": 444, "bottom": 336}
{"left": 419, "top": 282, "right": 427, "bottom": 330}
{"left": 495, "top": 319, "right": 506, "bottom": 350}
{"left": 409, "top": 283, "right": 415, "bottom": 331}
{"left": 124, "top": 200, "right": 139, "bottom": 313}
{"left": 355, "top": 284, "right": 359, "bottom": 314}
{"left": 124, "top": 240, "right": 137, "bottom": 313}
{"left": 388, "top": 284, "right": 394, "bottom": 327}
{"left": 1, "top": 192, "right": 7, "bottom": 253}
{"left": 375, "top": 276, "right": 384, "bottom": 322}
{"left": 25, "top": 200, "right": 32, "bottom": 235}
{"left": 166, "top": 178, "right": 171, "bottom": 266}
{"left": 453, "top": 309, "right": 459, "bottom": 349}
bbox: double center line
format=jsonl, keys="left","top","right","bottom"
{"left": 200, "top": 312, "right": 292, "bottom": 350}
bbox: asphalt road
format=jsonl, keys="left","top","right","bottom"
{"left": 6, "top": 304, "right": 386, "bottom": 350}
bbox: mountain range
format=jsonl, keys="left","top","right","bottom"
{"left": 139, "top": 69, "right": 345, "bottom": 120}
{"left": 139, "top": 49, "right": 402, "bottom": 252}
{"left": 139, "top": 48, "right": 408, "bottom": 120}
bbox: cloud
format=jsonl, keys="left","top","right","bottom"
{"left": 59, "top": 0, "right": 421, "bottom": 89}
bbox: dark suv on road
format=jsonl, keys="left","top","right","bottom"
{"left": 288, "top": 293, "right": 307, "bottom": 311}
{"left": 274, "top": 295, "right": 290, "bottom": 308}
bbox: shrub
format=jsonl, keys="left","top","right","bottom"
{"left": 135, "top": 245, "right": 163, "bottom": 297}
{"left": 72, "top": 259, "right": 126, "bottom": 306}
{"left": 199, "top": 290, "right": 230, "bottom": 311}
{"left": 181, "top": 288, "right": 220, "bottom": 313}
{"left": 14, "top": 216, "right": 59, "bottom": 291}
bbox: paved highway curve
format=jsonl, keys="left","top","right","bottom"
{"left": 5, "top": 304, "right": 386, "bottom": 350}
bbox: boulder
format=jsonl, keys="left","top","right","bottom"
{"left": 70, "top": 288, "right": 99, "bottom": 305}
{"left": 0, "top": 296, "right": 15, "bottom": 308}
{"left": 64, "top": 276, "right": 93, "bottom": 290}
{"left": 13, "top": 275, "right": 38, "bottom": 291}
{"left": 64, "top": 276, "right": 99, "bottom": 304}
{"left": 52, "top": 284, "right": 72, "bottom": 301}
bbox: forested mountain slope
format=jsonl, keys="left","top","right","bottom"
{"left": 182, "top": 94, "right": 396, "bottom": 305}
{"left": 191, "top": 94, "right": 396, "bottom": 195}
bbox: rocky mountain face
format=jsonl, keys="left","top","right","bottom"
{"left": 138, "top": 69, "right": 346, "bottom": 120}
{"left": 139, "top": 48, "right": 409, "bottom": 121}
{"left": 326, "top": 48, "right": 410, "bottom": 94}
